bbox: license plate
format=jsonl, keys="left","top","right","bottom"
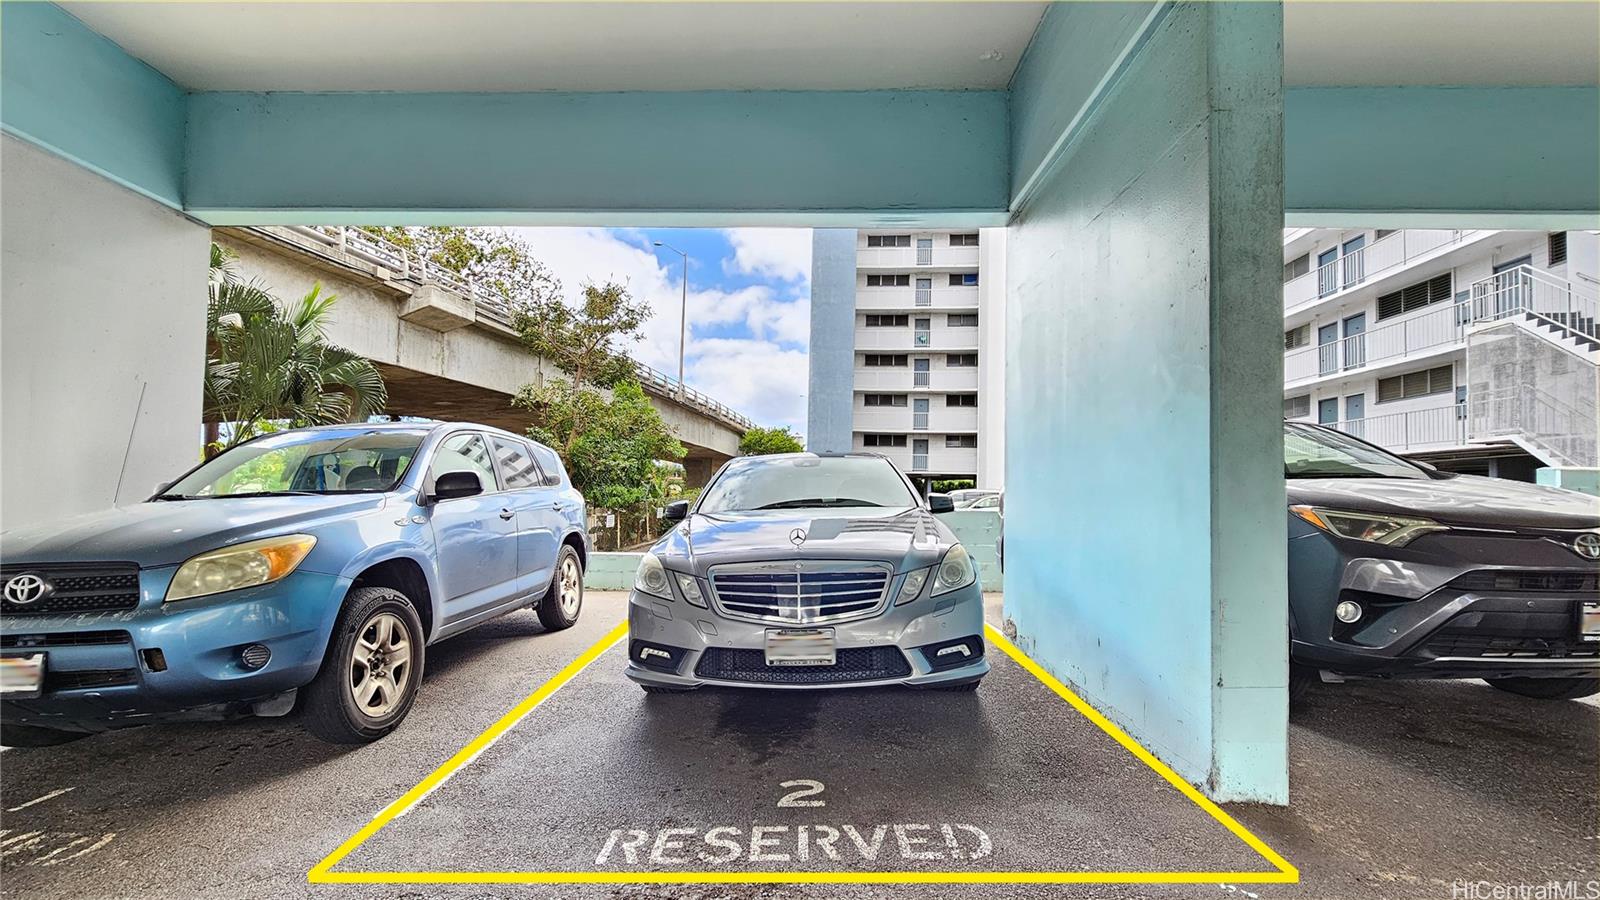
{"left": 764, "top": 629, "right": 836, "bottom": 667}
{"left": 0, "top": 653, "right": 45, "bottom": 698}
{"left": 1581, "top": 602, "right": 1600, "bottom": 643}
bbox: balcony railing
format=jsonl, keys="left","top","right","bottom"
{"left": 1469, "top": 265, "right": 1599, "bottom": 343}
{"left": 1285, "top": 303, "right": 1466, "bottom": 383}
{"left": 856, "top": 286, "right": 979, "bottom": 311}
{"left": 1284, "top": 230, "right": 1479, "bottom": 310}
{"left": 273, "top": 225, "right": 755, "bottom": 431}
{"left": 1325, "top": 403, "right": 1466, "bottom": 453}
{"left": 856, "top": 245, "right": 981, "bottom": 269}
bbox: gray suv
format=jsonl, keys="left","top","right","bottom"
{"left": 625, "top": 453, "right": 987, "bottom": 692}
{"left": 1286, "top": 422, "right": 1599, "bottom": 700}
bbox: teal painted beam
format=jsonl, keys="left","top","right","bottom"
{"left": 0, "top": 2, "right": 185, "bottom": 208}
{"left": 185, "top": 90, "right": 1010, "bottom": 225}
{"left": 1285, "top": 86, "right": 1600, "bottom": 225}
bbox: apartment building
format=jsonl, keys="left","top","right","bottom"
{"left": 807, "top": 228, "right": 1006, "bottom": 490}
{"left": 1281, "top": 227, "right": 1598, "bottom": 480}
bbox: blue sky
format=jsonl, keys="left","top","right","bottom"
{"left": 506, "top": 227, "right": 812, "bottom": 436}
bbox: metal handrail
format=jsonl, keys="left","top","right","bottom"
{"left": 265, "top": 224, "right": 756, "bottom": 431}
{"left": 1468, "top": 265, "right": 1598, "bottom": 343}
{"left": 1285, "top": 229, "right": 1476, "bottom": 310}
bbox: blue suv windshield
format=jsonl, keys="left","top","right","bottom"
{"left": 161, "top": 429, "right": 428, "bottom": 498}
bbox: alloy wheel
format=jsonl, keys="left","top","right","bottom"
{"left": 348, "top": 611, "right": 412, "bottom": 718}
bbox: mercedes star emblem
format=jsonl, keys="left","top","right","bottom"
{"left": 3, "top": 573, "right": 51, "bottom": 606}
{"left": 789, "top": 528, "right": 807, "bottom": 547}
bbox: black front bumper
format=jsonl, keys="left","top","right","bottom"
{"left": 1289, "top": 526, "right": 1600, "bottom": 680}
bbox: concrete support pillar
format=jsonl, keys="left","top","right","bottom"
{"left": 806, "top": 228, "right": 859, "bottom": 454}
{"left": 1, "top": 136, "right": 210, "bottom": 528}
{"left": 683, "top": 457, "right": 717, "bottom": 490}
{"left": 1004, "top": 2, "right": 1287, "bottom": 802}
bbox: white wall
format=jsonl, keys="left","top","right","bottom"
{"left": 977, "top": 227, "right": 1007, "bottom": 489}
{"left": 1, "top": 136, "right": 209, "bottom": 528}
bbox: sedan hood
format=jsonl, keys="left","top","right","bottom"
{"left": 659, "top": 507, "right": 952, "bottom": 574}
{"left": 1287, "top": 474, "right": 1600, "bottom": 530}
{"left": 0, "top": 495, "right": 388, "bottom": 568}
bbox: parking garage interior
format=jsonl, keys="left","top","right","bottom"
{"left": 1, "top": 1, "right": 1597, "bottom": 897}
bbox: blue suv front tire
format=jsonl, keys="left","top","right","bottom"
{"left": 300, "top": 585, "right": 426, "bottom": 744}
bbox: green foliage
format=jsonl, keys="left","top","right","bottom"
{"left": 358, "top": 226, "right": 560, "bottom": 310}
{"left": 739, "top": 425, "right": 804, "bottom": 456}
{"left": 514, "top": 281, "right": 649, "bottom": 396}
{"left": 204, "top": 243, "right": 387, "bottom": 452}
{"left": 932, "top": 479, "right": 976, "bottom": 493}
{"left": 516, "top": 378, "right": 685, "bottom": 512}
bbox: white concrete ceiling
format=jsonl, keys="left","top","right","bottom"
{"left": 56, "top": 2, "right": 1049, "bottom": 92}
{"left": 58, "top": 1, "right": 1600, "bottom": 93}
{"left": 1283, "top": 1, "right": 1599, "bottom": 87}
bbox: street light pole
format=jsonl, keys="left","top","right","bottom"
{"left": 654, "top": 241, "right": 688, "bottom": 399}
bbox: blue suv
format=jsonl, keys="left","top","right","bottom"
{"left": 0, "top": 422, "right": 588, "bottom": 746}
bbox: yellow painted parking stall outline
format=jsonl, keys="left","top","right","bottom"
{"left": 308, "top": 620, "right": 1299, "bottom": 886}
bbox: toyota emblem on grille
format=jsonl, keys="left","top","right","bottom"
{"left": 789, "top": 528, "right": 807, "bottom": 547}
{"left": 3, "top": 573, "right": 51, "bottom": 606}
{"left": 1574, "top": 533, "right": 1600, "bottom": 560}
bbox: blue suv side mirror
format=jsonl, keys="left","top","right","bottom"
{"left": 431, "top": 470, "right": 484, "bottom": 502}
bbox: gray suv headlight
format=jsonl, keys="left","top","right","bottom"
{"left": 1291, "top": 506, "right": 1447, "bottom": 547}
{"left": 931, "top": 545, "right": 977, "bottom": 596}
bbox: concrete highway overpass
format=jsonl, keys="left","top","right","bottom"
{"left": 213, "top": 224, "right": 747, "bottom": 484}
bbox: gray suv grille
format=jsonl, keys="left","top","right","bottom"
{"left": 709, "top": 561, "right": 892, "bottom": 625}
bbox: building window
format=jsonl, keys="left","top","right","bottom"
{"left": 946, "top": 353, "right": 978, "bottom": 367}
{"left": 947, "top": 313, "right": 979, "bottom": 327}
{"left": 864, "top": 314, "right": 909, "bottom": 327}
{"left": 866, "top": 235, "right": 912, "bottom": 248}
{"left": 948, "top": 273, "right": 979, "bottom": 287}
{"left": 864, "top": 393, "right": 907, "bottom": 407}
{"left": 1283, "top": 253, "right": 1310, "bottom": 283}
{"left": 1377, "top": 364, "right": 1453, "bottom": 403}
{"left": 1283, "top": 395, "right": 1311, "bottom": 418}
{"left": 863, "top": 354, "right": 909, "bottom": 367}
{"left": 949, "top": 233, "right": 980, "bottom": 247}
{"left": 863, "top": 434, "right": 907, "bottom": 447}
{"left": 1284, "top": 324, "right": 1310, "bottom": 350}
{"left": 945, "top": 435, "right": 978, "bottom": 448}
{"left": 1549, "top": 231, "right": 1568, "bottom": 267}
{"left": 866, "top": 274, "right": 910, "bottom": 287}
{"left": 1375, "top": 229, "right": 1397, "bottom": 241}
{"left": 946, "top": 394, "right": 978, "bottom": 407}
{"left": 1376, "top": 273, "right": 1453, "bottom": 321}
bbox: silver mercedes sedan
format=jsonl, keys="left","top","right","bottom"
{"left": 624, "top": 453, "right": 988, "bottom": 692}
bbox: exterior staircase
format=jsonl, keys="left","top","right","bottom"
{"left": 1466, "top": 266, "right": 1599, "bottom": 467}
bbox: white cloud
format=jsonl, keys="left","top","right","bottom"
{"left": 723, "top": 228, "right": 812, "bottom": 284}
{"left": 505, "top": 227, "right": 811, "bottom": 437}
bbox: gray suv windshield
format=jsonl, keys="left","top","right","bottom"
{"left": 1284, "top": 423, "right": 1427, "bottom": 480}
{"left": 697, "top": 456, "right": 917, "bottom": 513}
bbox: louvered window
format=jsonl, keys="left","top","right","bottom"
{"left": 1282, "top": 254, "right": 1310, "bottom": 283}
{"left": 1549, "top": 232, "right": 1568, "bottom": 267}
{"left": 1284, "top": 324, "right": 1310, "bottom": 349}
{"left": 1283, "top": 395, "right": 1311, "bottom": 418}
{"left": 866, "top": 235, "right": 911, "bottom": 248}
{"left": 1376, "top": 273, "right": 1453, "bottom": 321}
{"left": 949, "top": 233, "right": 980, "bottom": 247}
{"left": 1377, "top": 365, "right": 1453, "bottom": 403}
{"left": 865, "top": 274, "right": 910, "bottom": 287}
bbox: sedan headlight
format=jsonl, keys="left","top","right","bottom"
{"left": 673, "top": 571, "right": 707, "bottom": 608}
{"left": 1290, "top": 506, "right": 1447, "bottom": 547}
{"left": 634, "top": 552, "right": 671, "bottom": 599}
{"left": 896, "top": 568, "right": 931, "bottom": 605}
{"left": 931, "top": 545, "right": 977, "bottom": 596}
{"left": 165, "top": 534, "right": 317, "bottom": 602}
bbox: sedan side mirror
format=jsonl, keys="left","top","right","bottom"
{"left": 927, "top": 495, "right": 955, "bottom": 513}
{"left": 663, "top": 500, "right": 690, "bottom": 523}
{"left": 430, "top": 470, "right": 484, "bottom": 502}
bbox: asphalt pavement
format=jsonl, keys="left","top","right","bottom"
{"left": 1, "top": 591, "right": 1594, "bottom": 900}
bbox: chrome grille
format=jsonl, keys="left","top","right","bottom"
{"left": 709, "top": 561, "right": 892, "bottom": 625}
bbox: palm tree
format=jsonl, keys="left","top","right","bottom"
{"left": 204, "top": 243, "right": 388, "bottom": 454}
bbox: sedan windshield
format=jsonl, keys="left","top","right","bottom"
{"left": 161, "top": 429, "right": 427, "bottom": 498}
{"left": 697, "top": 456, "right": 918, "bottom": 513}
{"left": 1284, "top": 423, "right": 1427, "bottom": 480}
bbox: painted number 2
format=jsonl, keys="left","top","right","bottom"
{"left": 776, "top": 779, "right": 826, "bottom": 808}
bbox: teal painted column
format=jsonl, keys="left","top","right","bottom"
{"left": 806, "top": 229, "right": 859, "bottom": 454}
{"left": 1004, "top": 1, "right": 1288, "bottom": 802}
